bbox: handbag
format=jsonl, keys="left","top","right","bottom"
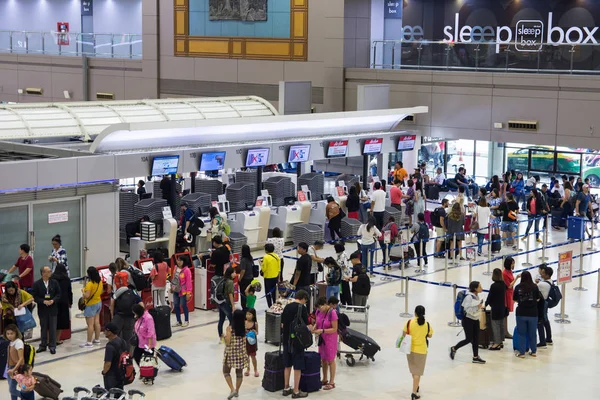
{"left": 78, "top": 281, "right": 101, "bottom": 311}
{"left": 130, "top": 332, "right": 139, "bottom": 347}
{"left": 15, "top": 308, "right": 37, "bottom": 333}
{"left": 397, "top": 320, "right": 413, "bottom": 354}
{"left": 479, "top": 309, "right": 487, "bottom": 330}
{"left": 471, "top": 216, "right": 480, "bottom": 231}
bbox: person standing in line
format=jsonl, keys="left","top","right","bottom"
{"left": 378, "top": 216, "right": 399, "bottom": 265}
{"left": 536, "top": 265, "right": 554, "bottom": 348}
{"left": 80, "top": 267, "right": 102, "bottom": 348}
{"left": 370, "top": 182, "right": 387, "bottom": 230}
{"left": 511, "top": 172, "right": 526, "bottom": 210}
{"left": 5, "top": 324, "right": 25, "bottom": 400}
{"left": 347, "top": 251, "right": 371, "bottom": 307}
{"left": 575, "top": 184, "right": 594, "bottom": 238}
{"left": 539, "top": 183, "right": 551, "bottom": 231}
{"left": 513, "top": 271, "right": 542, "bottom": 358}
{"left": 346, "top": 186, "right": 361, "bottom": 220}
{"left": 7, "top": 244, "right": 34, "bottom": 291}
{"left": 523, "top": 188, "right": 543, "bottom": 243}
{"left": 132, "top": 303, "right": 156, "bottom": 366}
{"left": 218, "top": 267, "right": 236, "bottom": 342}
{"left": 450, "top": 281, "right": 486, "bottom": 364}
{"left": 500, "top": 193, "right": 519, "bottom": 250}
{"left": 474, "top": 197, "right": 491, "bottom": 256}
{"left": 266, "top": 227, "right": 286, "bottom": 281}
{"left": 1, "top": 282, "right": 34, "bottom": 329}
{"left": 261, "top": 243, "right": 281, "bottom": 308}
{"left": 334, "top": 243, "right": 352, "bottom": 306}
{"left": 172, "top": 256, "right": 192, "bottom": 328}
{"left": 112, "top": 285, "right": 143, "bottom": 345}
{"left": 433, "top": 199, "right": 450, "bottom": 257}
{"left": 488, "top": 189, "right": 502, "bottom": 236}
{"left": 223, "top": 309, "right": 249, "bottom": 399}
{"left": 413, "top": 182, "right": 426, "bottom": 226}
{"left": 446, "top": 203, "right": 465, "bottom": 260}
{"left": 307, "top": 241, "right": 325, "bottom": 285}
{"left": 210, "top": 236, "right": 231, "bottom": 277}
{"left": 358, "top": 217, "right": 381, "bottom": 275}
{"left": 149, "top": 252, "right": 168, "bottom": 307}
{"left": 238, "top": 245, "right": 255, "bottom": 310}
{"left": 313, "top": 297, "right": 339, "bottom": 391}
{"left": 412, "top": 213, "right": 429, "bottom": 268}
{"left": 403, "top": 180, "right": 416, "bottom": 226}
{"left": 402, "top": 305, "right": 433, "bottom": 400}
{"left": 281, "top": 290, "right": 310, "bottom": 398}
{"left": 244, "top": 308, "right": 259, "bottom": 378}
{"left": 323, "top": 257, "right": 342, "bottom": 300}
{"left": 325, "top": 196, "right": 343, "bottom": 241}
{"left": 389, "top": 180, "right": 403, "bottom": 211}
{"left": 502, "top": 256, "right": 520, "bottom": 339}
{"left": 292, "top": 243, "right": 312, "bottom": 294}
{"left": 102, "top": 322, "right": 128, "bottom": 391}
{"left": 485, "top": 268, "right": 507, "bottom": 350}
{"left": 51, "top": 263, "right": 72, "bottom": 345}
{"left": 32, "top": 266, "right": 61, "bottom": 355}
{"left": 49, "top": 234, "right": 68, "bottom": 276}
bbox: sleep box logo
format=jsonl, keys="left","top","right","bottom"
{"left": 515, "top": 20, "right": 544, "bottom": 52}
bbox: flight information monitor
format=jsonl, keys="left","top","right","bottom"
{"left": 151, "top": 155, "right": 179, "bottom": 176}
{"left": 397, "top": 135, "right": 417, "bottom": 151}
{"left": 363, "top": 138, "right": 383, "bottom": 154}
{"left": 200, "top": 152, "right": 226, "bottom": 171}
{"left": 246, "top": 148, "right": 270, "bottom": 167}
{"left": 327, "top": 140, "right": 349, "bottom": 158}
{"left": 288, "top": 144, "right": 311, "bottom": 163}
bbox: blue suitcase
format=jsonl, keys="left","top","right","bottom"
{"left": 299, "top": 351, "right": 321, "bottom": 393}
{"left": 156, "top": 345, "right": 187, "bottom": 372}
{"left": 567, "top": 216, "right": 585, "bottom": 240}
{"left": 512, "top": 326, "right": 530, "bottom": 353}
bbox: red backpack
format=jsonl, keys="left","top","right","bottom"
{"left": 119, "top": 351, "right": 136, "bottom": 385}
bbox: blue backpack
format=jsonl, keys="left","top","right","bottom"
{"left": 454, "top": 290, "right": 467, "bottom": 320}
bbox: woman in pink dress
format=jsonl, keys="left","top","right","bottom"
{"left": 313, "top": 297, "right": 339, "bottom": 390}
{"left": 502, "top": 256, "right": 521, "bottom": 339}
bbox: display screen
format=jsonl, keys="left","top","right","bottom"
{"left": 151, "top": 155, "right": 179, "bottom": 176}
{"left": 200, "top": 151, "right": 226, "bottom": 171}
{"left": 98, "top": 268, "right": 112, "bottom": 282}
{"left": 288, "top": 144, "right": 311, "bottom": 163}
{"left": 363, "top": 138, "right": 383, "bottom": 154}
{"left": 327, "top": 140, "right": 349, "bottom": 158}
{"left": 397, "top": 135, "right": 417, "bottom": 151}
{"left": 140, "top": 260, "right": 154, "bottom": 275}
{"left": 246, "top": 148, "right": 270, "bottom": 167}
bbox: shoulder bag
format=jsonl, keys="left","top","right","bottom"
{"left": 78, "top": 282, "right": 101, "bottom": 311}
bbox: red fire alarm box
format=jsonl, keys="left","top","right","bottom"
{"left": 57, "top": 22, "right": 70, "bottom": 45}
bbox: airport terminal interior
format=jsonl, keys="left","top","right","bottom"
{"left": 1, "top": 0, "right": 600, "bottom": 399}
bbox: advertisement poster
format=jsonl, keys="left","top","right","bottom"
{"left": 557, "top": 250, "right": 573, "bottom": 285}
{"left": 336, "top": 186, "right": 345, "bottom": 197}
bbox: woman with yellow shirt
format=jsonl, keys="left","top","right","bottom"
{"left": 261, "top": 243, "right": 281, "bottom": 308}
{"left": 79, "top": 266, "right": 102, "bottom": 348}
{"left": 402, "top": 305, "right": 433, "bottom": 400}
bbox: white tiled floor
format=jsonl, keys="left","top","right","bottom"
{"left": 14, "top": 218, "right": 600, "bottom": 400}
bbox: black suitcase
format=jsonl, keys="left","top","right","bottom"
{"left": 262, "top": 349, "right": 285, "bottom": 392}
{"left": 428, "top": 185, "right": 440, "bottom": 200}
{"left": 0, "top": 337, "right": 8, "bottom": 380}
{"left": 150, "top": 305, "right": 172, "bottom": 341}
{"left": 491, "top": 234, "right": 502, "bottom": 253}
{"left": 32, "top": 372, "right": 63, "bottom": 400}
{"left": 341, "top": 328, "right": 381, "bottom": 360}
{"left": 299, "top": 351, "right": 322, "bottom": 393}
{"left": 552, "top": 208, "right": 565, "bottom": 228}
{"left": 478, "top": 310, "right": 492, "bottom": 349}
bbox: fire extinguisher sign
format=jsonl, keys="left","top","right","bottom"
{"left": 57, "top": 22, "right": 70, "bottom": 46}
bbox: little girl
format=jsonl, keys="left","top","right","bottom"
{"left": 244, "top": 308, "right": 259, "bottom": 377}
{"left": 13, "top": 364, "right": 36, "bottom": 400}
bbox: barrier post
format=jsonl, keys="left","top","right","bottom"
{"left": 554, "top": 283, "right": 571, "bottom": 324}
{"left": 468, "top": 261, "right": 473, "bottom": 284}
{"left": 452, "top": 233, "right": 457, "bottom": 265}
{"left": 591, "top": 268, "right": 600, "bottom": 308}
{"left": 395, "top": 244, "right": 406, "bottom": 298}
{"left": 441, "top": 234, "right": 451, "bottom": 285}
{"left": 587, "top": 222, "right": 595, "bottom": 251}
{"left": 399, "top": 277, "right": 412, "bottom": 318}
{"left": 515, "top": 219, "right": 523, "bottom": 252}
{"left": 544, "top": 214, "right": 552, "bottom": 246}
{"left": 575, "top": 238, "right": 587, "bottom": 274}
{"left": 483, "top": 226, "right": 492, "bottom": 276}
{"left": 522, "top": 230, "right": 532, "bottom": 267}
{"left": 415, "top": 240, "right": 425, "bottom": 273}
{"left": 448, "top": 285, "right": 461, "bottom": 327}
{"left": 539, "top": 218, "right": 549, "bottom": 261}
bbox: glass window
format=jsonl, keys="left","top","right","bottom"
{"left": 418, "top": 140, "right": 444, "bottom": 176}
{"left": 556, "top": 152, "right": 581, "bottom": 174}
{"left": 446, "top": 139, "right": 475, "bottom": 177}
{"left": 475, "top": 141, "right": 490, "bottom": 185}
{"left": 529, "top": 149, "right": 555, "bottom": 172}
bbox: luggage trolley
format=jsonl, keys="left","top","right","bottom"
{"left": 337, "top": 304, "right": 380, "bottom": 367}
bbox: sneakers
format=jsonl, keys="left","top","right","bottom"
{"left": 449, "top": 347, "right": 456, "bottom": 360}
{"left": 172, "top": 322, "right": 182, "bottom": 328}
{"left": 37, "top": 347, "right": 47, "bottom": 353}
{"left": 182, "top": 321, "right": 189, "bottom": 327}
{"left": 536, "top": 238, "right": 543, "bottom": 243}
{"left": 292, "top": 392, "right": 308, "bottom": 398}
{"left": 79, "top": 342, "right": 93, "bottom": 348}
{"left": 472, "top": 356, "right": 486, "bottom": 364}
{"left": 537, "top": 343, "right": 548, "bottom": 349}
{"left": 282, "top": 388, "right": 294, "bottom": 397}
{"left": 227, "top": 391, "right": 238, "bottom": 399}
{"left": 92, "top": 340, "right": 101, "bottom": 345}
{"left": 546, "top": 340, "right": 554, "bottom": 346}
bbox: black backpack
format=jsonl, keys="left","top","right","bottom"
{"left": 186, "top": 213, "right": 205, "bottom": 236}
{"left": 354, "top": 272, "right": 371, "bottom": 296}
{"left": 115, "top": 290, "right": 138, "bottom": 317}
{"left": 128, "top": 266, "right": 150, "bottom": 291}
{"left": 546, "top": 281, "right": 562, "bottom": 309}
{"left": 431, "top": 207, "right": 443, "bottom": 227}
{"left": 290, "top": 304, "right": 313, "bottom": 349}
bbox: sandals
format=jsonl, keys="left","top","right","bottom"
{"left": 244, "top": 371, "right": 250, "bottom": 377}
{"left": 516, "top": 353, "right": 525, "bottom": 359}
{"left": 529, "top": 352, "right": 537, "bottom": 357}
{"left": 321, "top": 380, "right": 328, "bottom": 386}
{"left": 323, "top": 383, "right": 336, "bottom": 390}
{"left": 254, "top": 371, "right": 260, "bottom": 377}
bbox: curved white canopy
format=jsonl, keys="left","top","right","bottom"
{"left": 0, "top": 96, "right": 277, "bottom": 141}
{"left": 90, "top": 106, "right": 428, "bottom": 153}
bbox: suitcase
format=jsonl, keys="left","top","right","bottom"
{"left": 262, "top": 349, "right": 285, "bottom": 392}
{"left": 512, "top": 326, "right": 530, "bottom": 353}
{"left": 139, "top": 352, "right": 159, "bottom": 383}
{"left": 428, "top": 185, "right": 440, "bottom": 200}
{"left": 265, "top": 312, "right": 282, "bottom": 345}
{"left": 552, "top": 208, "right": 565, "bottom": 228}
{"left": 341, "top": 328, "right": 381, "bottom": 360}
{"left": 32, "top": 372, "right": 63, "bottom": 400}
{"left": 299, "top": 351, "right": 322, "bottom": 393}
{"left": 156, "top": 345, "right": 187, "bottom": 372}
{"left": 567, "top": 216, "right": 585, "bottom": 240}
{"left": 317, "top": 281, "right": 327, "bottom": 300}
{"left": 464, "top": 214, "right": 472, "bottom": 232}
{"left": 491, "top": 234, "right": 501, "bottom": 253}
{"left": 424, "top": 210, "right": 433, "bottom": 229}
{"left": 478, "top": 310, "right": 492, "bottom": 349}
{"left": 149, "top": 292, "right": 172, "bottom": 341}
{"left": 0, "top": 337, "right": 8, "bottom": 380}
{"left": 308, "top": 285, "right": 318, "bottom": 313}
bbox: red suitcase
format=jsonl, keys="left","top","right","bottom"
{"left": 424, "top": 210, "right": 433, "bottom": 229}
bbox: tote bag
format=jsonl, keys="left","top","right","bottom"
{"left": 16, "top": 308, "right": 37, "bottom": 332}
{"left": 396, "top": 320, "right": 413, "bottom": 355}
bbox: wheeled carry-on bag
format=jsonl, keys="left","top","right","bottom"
{"left": 512, "top": 326, "right": 530, "bottom": 353}
{"left": 149, "top": 292, "right": 172, "bottom": 341}
{"left": 341, "top": 328, "right": 381, "bottom": 360}
{"left": 262, "top": 344, "right": 286, "bottom": 392}
{"left": 32, "top": 372, "right": 63, "bottom": 400}
{"left": 491, "top": 234, "right": 502, "bottom": 253}
{"left": 156, "top": 345, "right": 187, "bottom": 372}
{"left": 552, "top": 208, "right": 565, "bottom": 228}
{"left": 428, "top": 185, "right": 440, "bottom": 201}
{"left": 478, "top": 310, "right": 492, "bottom": 349}
{"left": 140, "top": 351, "right": 159, "bottom": 384}
{"left": 299, "top": 351, "right": 322, "bottom": 393}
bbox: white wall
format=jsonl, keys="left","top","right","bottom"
{"left": 0, "top": 0, "right": 141, "bottom": 34}
{"left": 85, "top": 192, "right": 119, "bottom": 268}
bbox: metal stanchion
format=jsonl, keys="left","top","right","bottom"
{"left": 441, "top": 234, "right": 451, "bottom": 285}
{"left": 415, "top": 240, "right": 425, "bottom": 273}
{"left": 544, "top": 214, "right": 552, "bottom": 246}
{"left": 555, "top": 283, "right": 570, "bottom": 324}
{"left": 483, "top": 226, "right": 492, "bottom": 276}
{"left": 575, "top": 239, "right": 587, "bottom": 274}
{"left": 515, "top": 219, "right": 523, "bottom": 251}
{"left": 399, "top": 277, "right": 412, "bottom": 318}
{"left": 587, "top": 223, "right": 595, "bottom": 251}
{"left": 452, "top": 233, "right": 458, "bottom": 265}
{"left": 448, "top": 284, "right": 461, "bottom": 327}
{"left": 522, "top": 230, "right": 532, "bottom": 267}
{"left": 591, "top": 268, "right": 600, "bottom": 308}
{"left": 395, "top": 244, "right": 406, "bottom": 298}
{"left": 468, "top": 261, "right": 473, "bottom": 283}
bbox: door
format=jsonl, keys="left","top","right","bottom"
{"left": 32, "top": 200, "right": 82, "bottom": 279}
{"left": 0, "top": 205, "right": 29, "bottom": 271}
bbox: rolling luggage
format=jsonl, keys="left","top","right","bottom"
{"left": 139, "top": 351, "right": 159, "bottom": 384}
{"left": 32, "top": 372, "right": 63, "bottom": 400}
{"left": 491, "top": 234, "right": 501, "bottom": 253}
{"left": 316, "top": 281, "right": 327, "bottom": 300}
{"left": 552, "top": 208, "right": 565, "bottom": 228}
{"left": 299, "top": 351, "right": 322, "bottom": 393}
{"left": 424, "top": 210, "right": 433, "bottom": 229}
{"left": 265, "top": 312, "right": 282, "bottom": 345}
{"left": 478, "top": 310, "right": 492, "bottom": 349}
{"left": 340, "top": 328, "right": 381, "bottom": 360}
{"left": 464, "top": 214, "right": 472, "bottom": 232}
{"left": 149, "top": 292, "right": 172, "bottom": 341}
{"left": 512, "top": 326, "right": 530, "bottom": 353}
{"left": 428, "top": 185, "right": 440, "bottom": 200}
{"left": 262, "top": 348, "right": 285, "bottom": 392}
{"left": 156, "top": 345, "right": 187, "bottom": 372}
{"left": 567, "top": 216, "right": 585, "bottom": 240}
{"left": 0, "top": 337, "right": 8, "bottom": 380}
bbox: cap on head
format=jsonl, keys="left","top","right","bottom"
{"left": 105, "top": 322, "right": 119, "bottom": 335}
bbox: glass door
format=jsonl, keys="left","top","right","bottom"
{"left": 0, "top": 205, "right": 29, "bottom": 271}
{"left": 32, "top": 200, "right": 82, "bottom": 279}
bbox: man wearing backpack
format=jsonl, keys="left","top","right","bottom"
{"left": 111, "top": 287, "right": 143, "bottom": 345}
{"left": 281, "top": 289, "right": 310, "bottom": 398}
{"left": 536, "top": 265, "right": 554, "bottom": 348}
{"left": 347, "top": 251, "right": 371, "bottom": 307}
{"left": 102, "top": 322, "right": 128, "bottom": 390}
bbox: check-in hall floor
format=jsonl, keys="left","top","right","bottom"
{"left": 14, "top": 219, "right": 600, "bottom": 400}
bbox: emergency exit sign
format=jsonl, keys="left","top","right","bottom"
{"left": 385, "top": 1, "right": 401, "bottom": 19}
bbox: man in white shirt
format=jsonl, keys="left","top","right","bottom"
{"left": 370, "top": 182, "right": 387, "bottom": 229}
{"left": 425, "top": 167, "right": 445, "bottom": 199}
